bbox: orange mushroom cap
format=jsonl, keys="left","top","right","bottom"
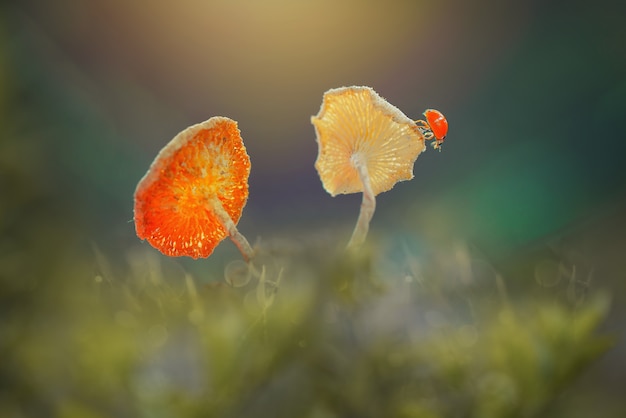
{"left": 311, "top": 86, "right": 426, "bottom": 197}
{"left": 134, "top": 117, "right": 250, "bottom": 259}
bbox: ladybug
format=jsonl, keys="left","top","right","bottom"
{"left": 417, "top": 109, "right": 448, "bottom": 150}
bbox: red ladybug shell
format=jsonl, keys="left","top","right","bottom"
{"left": 423, "top": 109, "right": 448, "bottom": 142}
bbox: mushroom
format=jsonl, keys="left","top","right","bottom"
{"left": 312, "top": 86, "right": 446, "bottom": 248}
{"left": 134, "top": 116, "right": 254, "bottom": 262}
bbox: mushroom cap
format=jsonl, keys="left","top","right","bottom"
{"left": 311, "top": 86, "right": 426, "bottom": 197}
{"left": 134, "top": 117, "right": 250, "bottom": 259}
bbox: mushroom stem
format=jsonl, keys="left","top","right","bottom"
{"left": 347, "top": 154, "right": 376, "bottom": 249}
{"left": 209, "top": 197, "right": 255, "bottom": 262}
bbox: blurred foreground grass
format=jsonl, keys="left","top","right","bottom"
{"left": 0, "top": 230, "right": 612, "bottom": 417}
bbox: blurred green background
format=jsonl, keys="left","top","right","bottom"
{"left": 2, "top": 0, "right": 626, "bottom": 417}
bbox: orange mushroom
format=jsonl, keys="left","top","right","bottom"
{"left": 312, "top": 86, "right": 431, "bottom": 248}
{"left": 134, "top": 116, "right": 254, "bottom": 261}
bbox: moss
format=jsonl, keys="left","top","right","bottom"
{"left": 1, "top": 237, "right": 613, "bottom": 418}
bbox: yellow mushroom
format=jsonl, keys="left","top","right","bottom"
{"left": 312, "top": 86, "right": 426, "bottom": 248}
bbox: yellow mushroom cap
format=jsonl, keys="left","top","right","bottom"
{"left": 312, "top": 86, "right": 426, "bottom": 197}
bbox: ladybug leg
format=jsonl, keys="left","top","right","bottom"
{"left": 415, "top": 119, "right": 434, "bottom": 140}
{"left": 414, "top": 118, "right": 428, "bottom": 130}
